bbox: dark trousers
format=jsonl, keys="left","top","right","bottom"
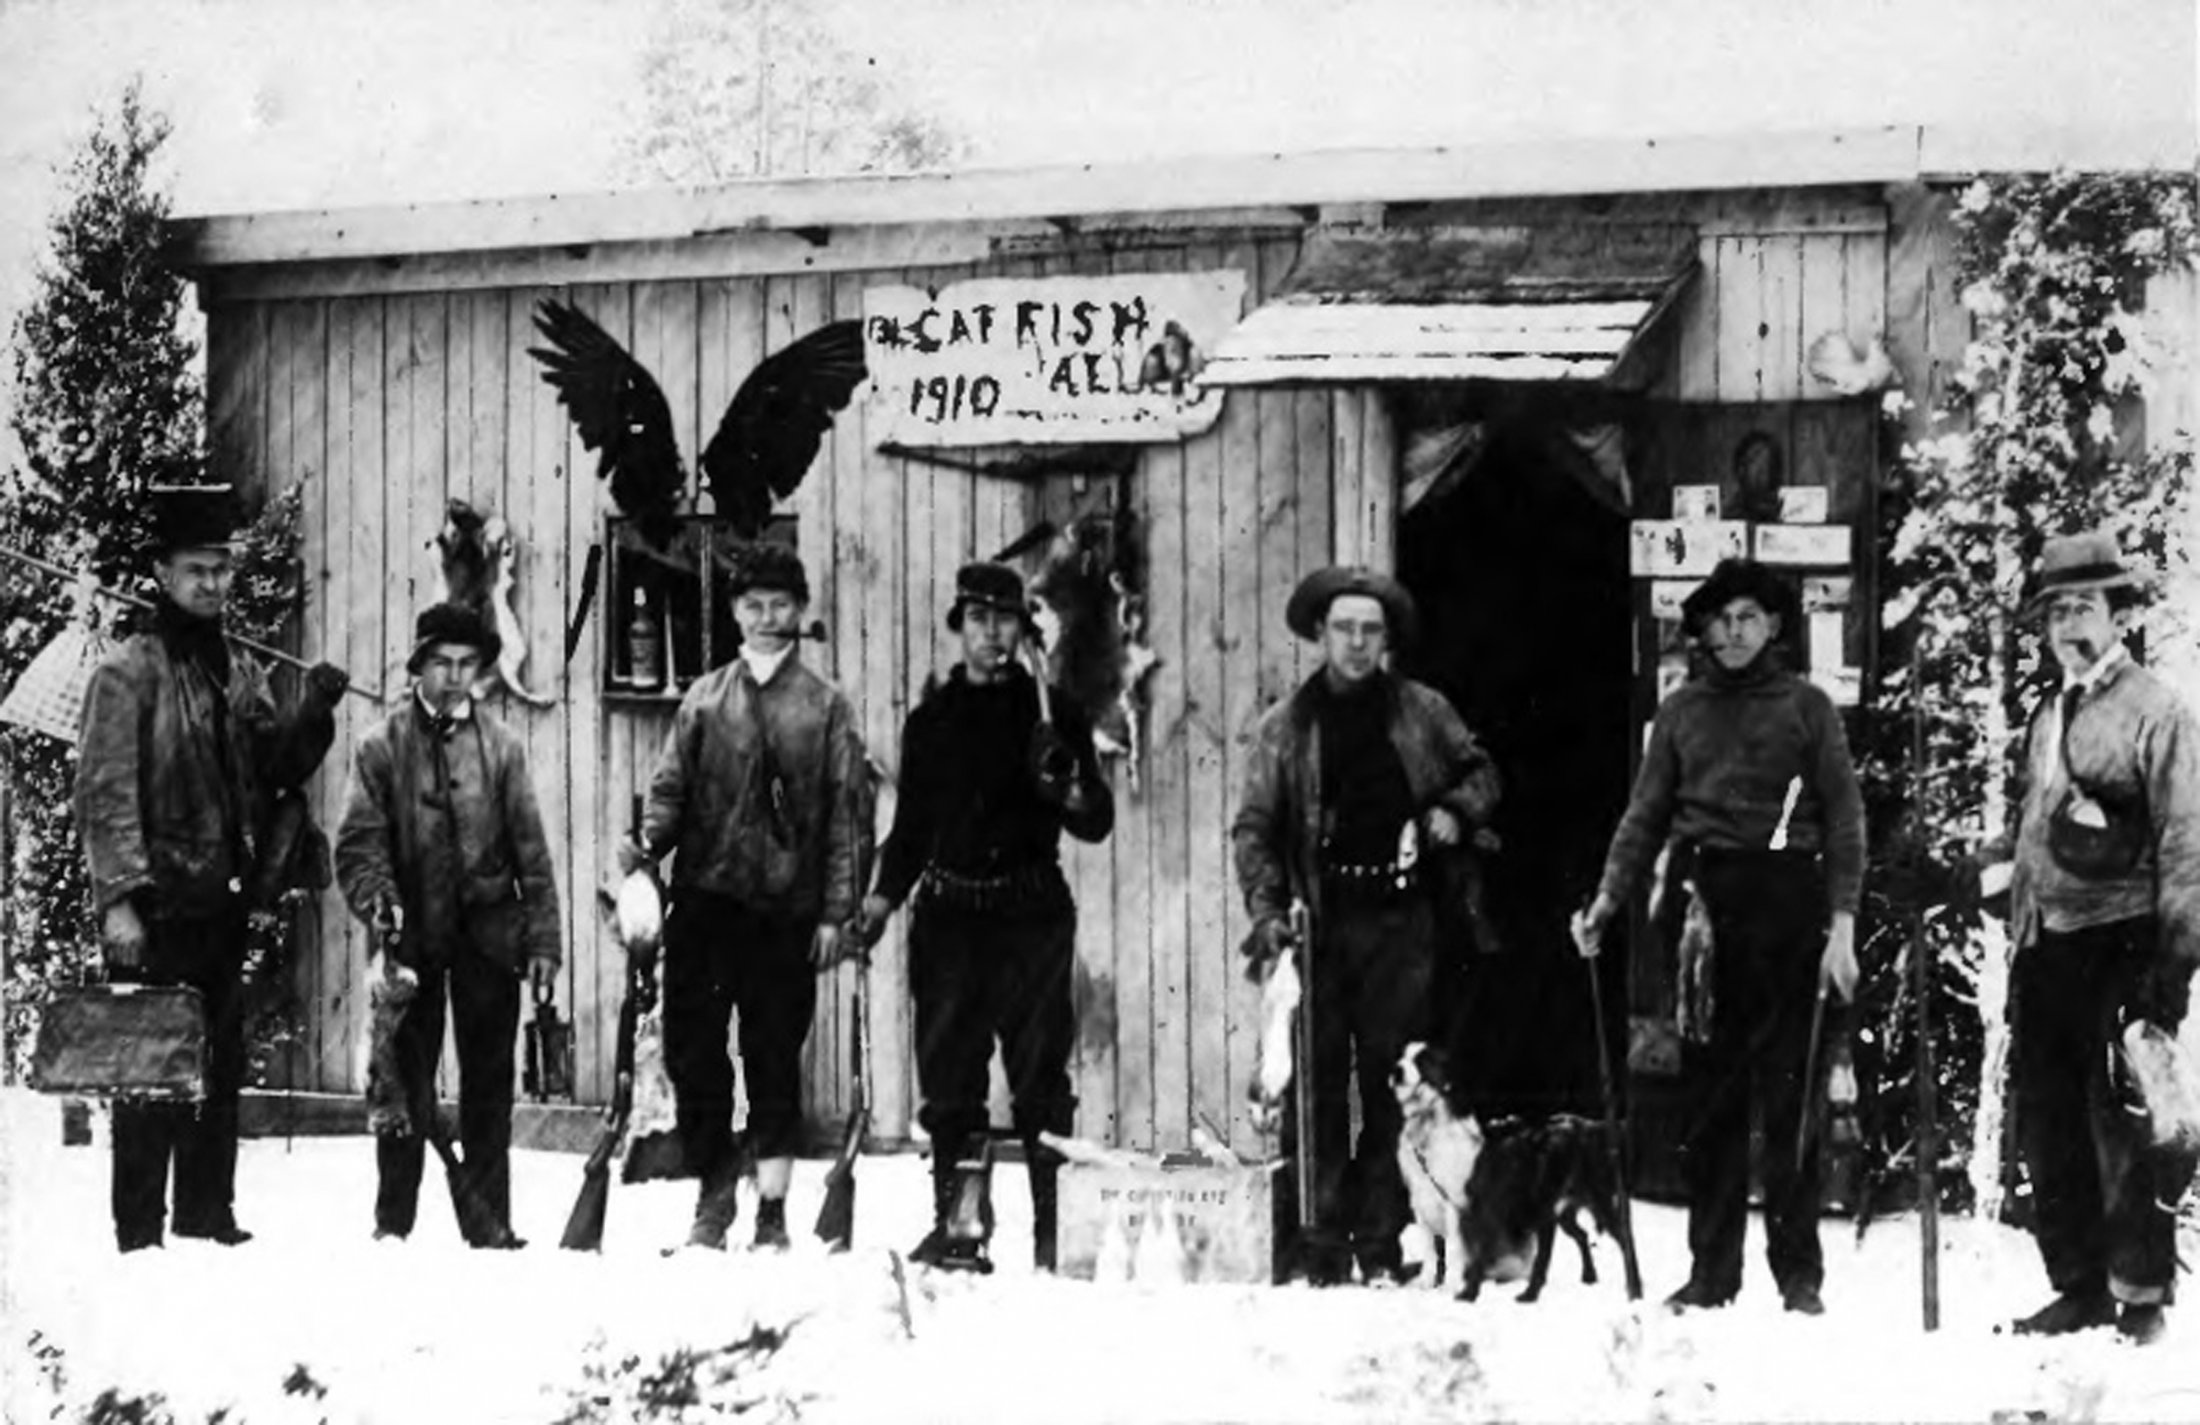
{"left": 663, "top": 891, "right": 817, "bottom": 1171}
{"left": 910, "top": 901, "right": 1078, "bottom": 1159}
{"left": 1277, "top": 890, "right": 1437, "bottom": 1268}
{"left": 2014, "top": 917, "right": 2178, "bottom": 1304}
{"left": 112, "top": 911, "right": 248, "bottom": 1249}
{"left": 374, "top": 947, "right": 521, "bottom": 1236}
{"left": 1676, "top": 850, "right": 1827, "bottom": 1298}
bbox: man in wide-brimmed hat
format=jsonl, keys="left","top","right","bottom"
{"left": 1234, "top": 563, "right": 1499, "bottom": 1285}
{"left": 1578, "top": 556, "right": 1864, "bottom": 1318}
{"left": 74, "top": 484, "right": 349, "bottom": 1252}
{"left": 620, "top": 543, "right": 873, "bottom": 1251}
{"left": 1981, "top": 529, "right": 2200, "bottom": 1345}
{"left": 336, "top": 600, "right": 560, "bottom": 1247}
{"left": 860, "top": 560, "right": 1113, "bottom": 1272}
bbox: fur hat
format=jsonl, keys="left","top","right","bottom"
{"left": 2023, "top": 529, "right": 2149, "bottom": 615}
{"left": 1680, "top": 558, "right": 1799, "bottom": 635}
{"left": 407, "top": 601, "right": 501, "bottom": 675}
{"left": 1285, "top": 566, "right": 1418, "bottom": 649}
{"left": 727, "top": 542, "right": 810, "bottom": 604}
{"left": 148, "top": 484, "right": 242, "bottom": 557}
{"left": 946, "top": 561, "right": 1038, "bottom": 632}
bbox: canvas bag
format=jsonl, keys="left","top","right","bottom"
{"left": 2047, "top": 688, "right": 2148, "bottom": 880}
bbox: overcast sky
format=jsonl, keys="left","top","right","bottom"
{"left": 0, "top": 0, "right": 2191, "bottom": 444}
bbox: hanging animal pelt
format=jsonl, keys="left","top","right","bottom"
{"left": 436, "top": 499, "right": 552, "bottom": 708}
{"left": 1007, "top": 491, "right": 1158, "bottom": 794}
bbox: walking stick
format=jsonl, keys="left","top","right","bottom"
{"left": 1910, "top": 629, "right": 1942, "bottom": 1332}
{"left": 0, "top": 544, "right": 383, "bottom": 702}
{"left": 1579, "top": 918, "right": 1645, "bottom": 1300}
{"left": 1795, "top": 984, "right": 1831, "bottom": 1176}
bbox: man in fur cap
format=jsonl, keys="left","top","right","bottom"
{"left": 75, "top": 484, "right": 348, "bottom": 1252}
{"left": 621, "top": 543, "right": 873, "bottom": 1251}
{"left": 859, "top": 561, "right": 1114, "bottom": 1273}
{"left": 1233, "top": 565, "right": 1500, "bottom": 1285}
{"left": 1980, "top": 530, "right": 2200, "bottom": 1345}
{"left": 1578, "top": 557, "right": 1864, "bottom": 1317}
{"left": 335, "top": 600, "right": 560, "bottom": 1247}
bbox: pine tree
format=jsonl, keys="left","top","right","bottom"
{"left": 1, "top": 81, "right": 306, "bottom": 1077}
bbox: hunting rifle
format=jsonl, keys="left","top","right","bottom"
{"left": 0, "top": 544, "right": 383, "bottom": 703}
{"left": 1289, "top": 898, "right": 1316, "bottom": 1234}
{"left": 812, "top": 952, "right": 871, "bottom": 1250}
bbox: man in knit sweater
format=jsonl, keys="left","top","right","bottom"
{"left": 621, "top": 545, "right": 873, "bottom": 1251}
{"left": 1578, "top": 558, "right": 1864, "bottom": 1316}
{"left": 859, "top": 562, "right": 1114, "bottom": 1272}
{"left": 1984, "top": 531, "right": 2200, "bottom": 1345}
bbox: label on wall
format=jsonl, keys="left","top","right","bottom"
{"left": 863, "top": 271, "right": 1248, "bottom": 446}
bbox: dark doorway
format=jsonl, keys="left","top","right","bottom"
{"left": 1396, "top": 391, "right": 1635, "bottom": 1120}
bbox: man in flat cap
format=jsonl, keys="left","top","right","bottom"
{"left": 621, "top": 543, "right": 873, "bottom": 1251}
{"left": 74, "top": 484, "right": 349, "bottom": 1252}
{"left": 1979, "top": 530, "right": 2200, "bottom": 1345}
{"left": 1577, "top": 557, "right": 1863, "bottom": 1317}
{"left": 860, "top": 561, "right": 1114, "bottom": 1272}
{"left": 1233, "top": 564, "right": 1499, "bottom": 1285}
{"left": 336, "top": 601, "right": 561, "bottom": 1247}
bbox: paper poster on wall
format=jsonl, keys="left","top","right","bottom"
{"left": 1808, "top": 612, "right": 1846, "bottom": 670}
{"left": 1672, "top": 485, "right": 1722, "bottom": 522}
{"left": 1754, "top": 523, "right": 1851, "bottom": 566}
{"left": 1802, "top": 576, "right": 1853, "bottom": 613}
{"left": 1813, "top": 666, "right": 1863, "bottom": 706}
{"left": 1649, "top": 580, "right": 1701, "bottom": 622}
{"left": 864, "top": 271, "right": 1247, "bottom": 445}
{"left": 1779, "top": 487, "right": 1830, "bottom": 524}
{"left": 1630, "top": 521, "right": 1749, "bottom": 578}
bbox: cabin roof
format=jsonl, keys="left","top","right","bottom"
{"left": 165, "top": 121, "right": 2195, "bottom": 273}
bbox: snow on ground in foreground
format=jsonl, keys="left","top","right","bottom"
{"left": 4, "top": 1088, "right": 2200, "bottom": 1425}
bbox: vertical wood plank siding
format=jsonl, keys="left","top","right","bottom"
{"left": 206, "top": 189, "right": 1900, "bottom": 1153}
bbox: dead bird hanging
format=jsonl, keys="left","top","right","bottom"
{"left": 435, "top": 499, "right": 552, "bottom": 707}
{"left": 527, "top": 299, "right": 868, "bottom": 661}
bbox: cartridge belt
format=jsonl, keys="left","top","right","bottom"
{"left": 917, "top": 861, "right": 1070, "bottom": 915}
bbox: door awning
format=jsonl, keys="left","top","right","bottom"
{"left": 1201, "top": 223, "right": 1698, "bottom": 387}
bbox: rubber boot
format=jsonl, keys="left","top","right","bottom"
{"left": 909, "top": 1140, "right": 992, "bottom": 1272}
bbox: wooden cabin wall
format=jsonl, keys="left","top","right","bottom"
{"left": 1660, "top": 189, "right": 1890, "bottom": 406}
{"left": 203, "top": 231, "right": 1341, "bottom": 1157}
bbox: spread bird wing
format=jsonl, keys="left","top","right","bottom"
{"left": 527, "top": 299, "right": 686, "bottom": 545}
{"left": 700, "top": 320, "right": 868, "bottom": 538}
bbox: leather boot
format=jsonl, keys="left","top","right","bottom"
{"left": 685, "top": 1157, "right": 741, "bottom": 1250}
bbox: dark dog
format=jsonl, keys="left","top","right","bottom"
{"left": 1454, "top": 1112, "right": 1625, "bottom": 1304}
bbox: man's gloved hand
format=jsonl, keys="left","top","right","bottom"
{"left": 2131, "top": 961, "right": 2195, "bottom": 1031}
{"left": 306, "top": 661, "right": 351, "bottom": 706}
{"left": 1245, "top": 914, "right": 1298, "bottom": 972}
{"left": 615, "top": 834, "right": 652, "bottom": 878}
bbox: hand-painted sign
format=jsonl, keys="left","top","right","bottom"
{"left": 863, "top": 271, "right": 1247, "bottom": 445}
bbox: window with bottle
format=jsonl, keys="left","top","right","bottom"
{"left": 603, "top": 513, "right": 798, "bottom": 700}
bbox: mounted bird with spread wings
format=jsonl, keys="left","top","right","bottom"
{"left": 527, "top": 298, "right": 869, "bottom": 660}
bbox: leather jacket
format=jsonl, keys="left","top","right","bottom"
{"left": 1233, "top": 668, "right": 1500, "bottom": 939}
{"left": 75, "top": 606, "right": 336, "bottom": 921}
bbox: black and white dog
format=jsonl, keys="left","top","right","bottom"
{"left": 1391, "top": 1042, "right": 1626, "bottom": 1302}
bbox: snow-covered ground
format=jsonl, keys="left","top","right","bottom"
{"left": 3, "top": 1087, "right": 2199, "bottom": 1425}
